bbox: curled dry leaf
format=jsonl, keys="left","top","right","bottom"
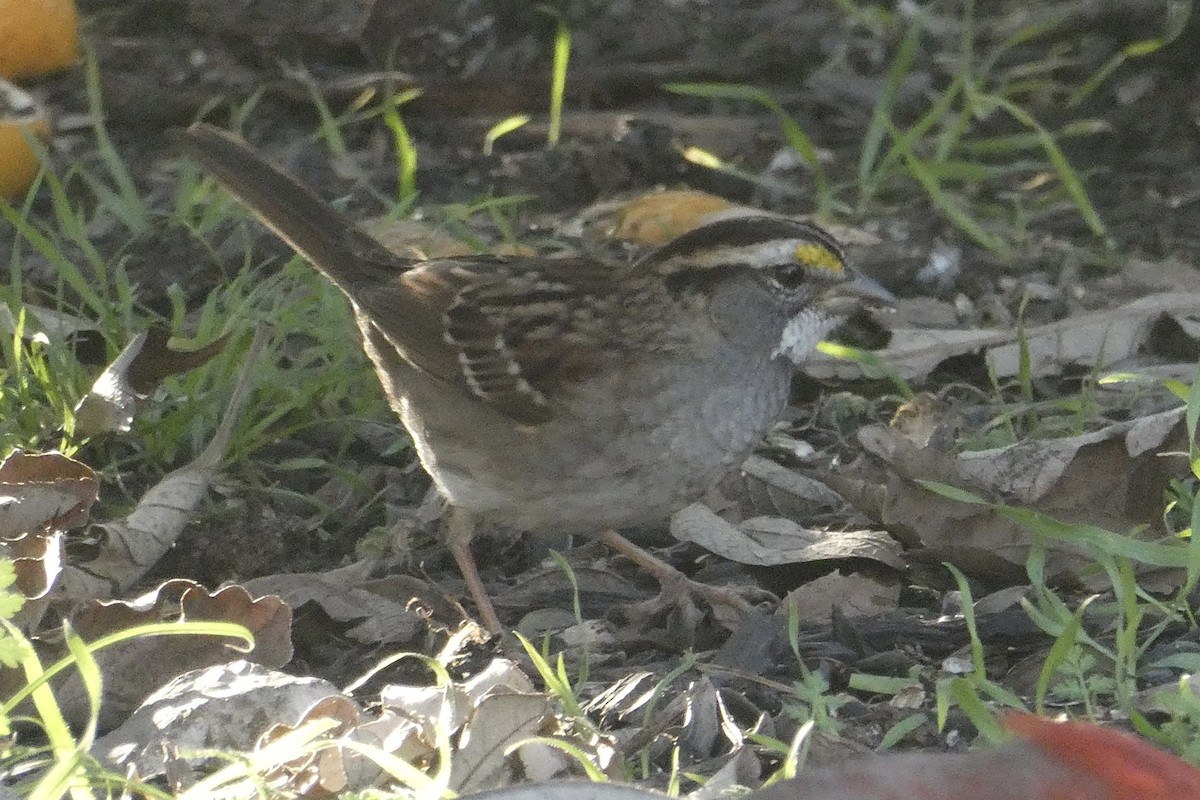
{"left": 0, "top": 451, "right": 93, "bottom": 632}
{"left": 0, "top": 529, "right": 60, "bottom": 633}
{"left": 370, "top": 652, "right": 613, "bottom": 794}
{"left": 0, "top": 450, "right": 97, "bottom": 538}
{"left": 0, "top": 300, "right": 100, "bottom": 343}
{"left": 693, "top": 748, "right": 762, "bottom": 800}
{"left": 57, "top": 457, "right": 216, "bottom": 598}
{"left": 243, "top": 564, "right": 427, "bottom": 645}
{"left": 96, "top": 660, "right": 345, "bottom": 782}
{"left": 807, "top": 291, "right": 1200, "bottom": 383}
{"left": 678, "top": 677, "right": 741, "bottom": 757}
{"left": 781, "top": 570, "right": 902, "bottom": 620}
{"left": 724, "top": 454, "right": 848, "bottom": 522}
{"left": 671, "top": 503, "right": 904, "bottom": 571}
{"left": 450, "top": 692, "right": 559, "bottom": 792}
{"left": 60, "top": 328, "right": 263, "bottom": 599}
{"left": 57, "top": 580, "right": 292, "bottom": 730}
{"left": 258, "top": 694, "right": 369, "bottom": 796}
{"left": 73, "top": 326, "right": 229, "bottom": 437}
{"left": 841, "top": 405, "right": 1191, "bottom": 585}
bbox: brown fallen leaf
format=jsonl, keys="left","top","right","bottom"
{"left": 807, "top": 291, "right": 1200, "bottom": 383}
{"left": 671, "top": 503, "right": 904, "bottom": 571}
{"left": 0, "top": 450, "right": 97, "bottom": 538}
{"left": 96, "top": 660, "right": 346, "bottom": 784}
{"left": 0, "top": 451, "right": 95, "bottom": 632}
{"left": 781, "top": 570, "right": 901, "bottom": 620}
{"left": 450, "top": 692, "right": 558, "bottom": 792}
{"left": 74, "top": 326, "right": 228, "bottom": 437}
{"left": 0, "top": 528, "right": 60, "bottom": 632}
{"left": 242, "top": 563, "right": 426, "bottom": 646}
{"left": 59, "top": 328, "right": 264, "bottom": 598}
{"left": 834, "top": 405, "right": 1192, "bottom": 586}
{"left": 258, "top": 694, "right": 368, "bottom": 796}
{"left": 60, "top": 579, "right": 293, "bottom": 730}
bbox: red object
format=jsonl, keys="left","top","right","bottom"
{"left": 747, "top": 713, "right": 1200, "bottom": 800}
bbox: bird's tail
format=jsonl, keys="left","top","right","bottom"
{"left": 180, "top": 123, "right": 406, "bottom": 289}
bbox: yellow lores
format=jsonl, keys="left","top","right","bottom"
{"left": 795, "top": 242, "right": 844, "bottom": 274}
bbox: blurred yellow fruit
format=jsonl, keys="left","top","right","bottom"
{"left": 0, "top": 0, "right": 80, "bottom": 80}
{"left": 0, "top": 79, "right": 52, "bottom": 199}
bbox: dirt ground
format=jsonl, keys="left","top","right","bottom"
{"left": 10, "top": 0, "right": 1200, "bottom": 779}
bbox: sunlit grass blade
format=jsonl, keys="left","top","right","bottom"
{"left": 663, "top": 82, "right": 831, "bottom": 213}
{"left": 483, "top": 115, "right": 531, "bottom": 155}
{"left": 901, "top": 150, "right": 1008, "bottom": 253}
{"left": 959, "top": 119, "right": 1110, "bottom": 156}
{"left": 816, "top": 340, "right": 913, "bottom": 398}
{"left": 1033, "top": 596, "right": 1089, "bottom": 714}
{"left": 1, "top": 621, "right": 252, "bottom": 716}
{"left": 381, "top": 87, "right": 423, "bottom": 204}
{"left": 988, "top": 95, "right": 1107, "bottom": 240}
{"left": 877, "top": 713, "right": 927, "bottom": 750}
{"left": 859, "top": 75, "right": 964, "bottom": 206}
{"left": 859, "top": 15, "right": 924, "bottom": 188}
{"left": 538, "top": 5, "right": 571, "bottom": 148}
{"left": 1068, "top": 1, "right": 1191, "bottom": 106}
{"left": 82, "top": 50, "right": 148, "bottom": 234}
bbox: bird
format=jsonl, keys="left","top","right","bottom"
{"left": 181, "top": 123, "right": 895, "bottom": 633}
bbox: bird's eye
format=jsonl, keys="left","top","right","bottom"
{"left": 771, "top": 264, "right": 808, "bottom": 290}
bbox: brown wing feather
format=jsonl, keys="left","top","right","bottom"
{"left": 439, "top": 257, "right": 621, "bottom": 424}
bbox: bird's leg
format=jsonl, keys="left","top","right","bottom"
{"left": 445, "top": 507, "right": 504, "bottom": 633}
{"left": 596, "top": 529, "right": 763, "bottom": 627}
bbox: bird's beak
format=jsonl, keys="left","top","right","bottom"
{"left": 821, "top": 270, "right": 896, "bottom": 313}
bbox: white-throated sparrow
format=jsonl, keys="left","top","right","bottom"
{"left": 183, "top": 124, "right": 894, "bottom": 632}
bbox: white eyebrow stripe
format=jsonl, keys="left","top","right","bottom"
{"left": 662, "top": 239, "right": 842, "bottom": 271}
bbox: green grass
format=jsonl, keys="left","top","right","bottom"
{"left": 662, "top": 1, "right": 1139, "bottom": 257}
{"left": 1, "top": 615, "right": 253, "bottom": 796}
{"left": 916, "top": 357, "right": 1200, "bottom": 744}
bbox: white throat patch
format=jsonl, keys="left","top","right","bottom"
{"left": 772, "top": 308, "right": 839, "bottom": 364}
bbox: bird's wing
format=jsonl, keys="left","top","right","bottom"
{"left": 360, "top": 255, "right": 622, "bottom": 425}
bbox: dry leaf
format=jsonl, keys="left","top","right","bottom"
{"left": 60, "top": 580, "right": 293, "bottom": 729}
{"left": 782, "top": 571, "right": 901, "bottom": 619}
{"left": 0, "top": 529, "right": 60, "bottom": 632}
{"left": 96, "top": 660, "right": 346, "bottom": 781}
{"left": 74, "top": 327, "right": 228, "bottom": 437}
{"left": 0, "top": 451, "right": 97, "bottom": 538}
{"left": 847, "top": 406, "right": 1191, "bottom": 584}
{"left": 672, "top": 503, "right": 904, "bottom": 570}
{"left": 450, "top": 693, "right": 555, "bottom": 792}
{"left": 243, "top": 563, "right": 426, "bottom": 645}
{"left": 0, "top": 301, "right": 100, "bottom": 342}
{"left": 808, "top": 291, "right": 1200, "bottom": 382}
{"left": 60, "top": 329, "right": 263, "bottom": 598}
{"left": 259, "top": 694, "right": 368, "bottom": 796}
